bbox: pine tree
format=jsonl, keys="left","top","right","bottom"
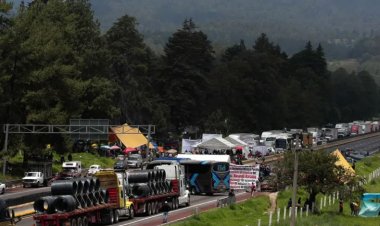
{"left": 161, "top": 19, "right": 214, "bottom": 132}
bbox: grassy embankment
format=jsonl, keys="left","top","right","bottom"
{"left": 0, "top": 151, "right": 116, "bottom": 180}
{"left": 173, "top": 152, "right": 380, "bottom": 226}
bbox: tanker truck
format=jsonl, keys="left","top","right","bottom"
{"left": 33, "top": 170, "right": 134, "bottom": 226}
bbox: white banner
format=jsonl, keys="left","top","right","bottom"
{"left": 230, "top": 164, "right": 260, "bottom": 190}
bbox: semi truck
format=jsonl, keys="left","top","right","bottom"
{"left": 33, "top": 163, "right": 190, "bottom": 225}
{"left": 33, "top": 170, "right": 134, "bottom": 226}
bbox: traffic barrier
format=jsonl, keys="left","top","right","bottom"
{"left": 33, "top": 196, "right": 57, "bottom": 214}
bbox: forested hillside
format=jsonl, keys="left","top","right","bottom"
{"left": 1, "top": 0, "right": 380, "bottom": 153}
{"left": 89, "top": 0, "right": 380, "bottom": 57}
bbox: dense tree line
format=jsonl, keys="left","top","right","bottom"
{"left": 0, "top": 0, "right": 379, "bottom": 152}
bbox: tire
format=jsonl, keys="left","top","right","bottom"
{"left": 36, "top": 181, "right": 40, "bottom": 188}
{"left": 109, "top": 210, "right": 114, "bottom": 224}
{"left": 176, "top": 197, "right": 180, "bottom": 209}
{"left": 129, "top": 206, "right": 135, "bottom": 219}
{"left": 153, "top": 201, "right": 158, "bottom": 214}
{"left": 23, "top": 183, "right": 26, "bottom": 188}
{"left": 82, "top": 216, "right": 88, "bottom": 226}
{"left": 146, "top": 202, "right": 152, "bottom": 216}
{"left": 1, "top": 188, "right": 4, "bottom": 194}
{"left": 114, "top": 210, "right": 119, "bottom": 223}
{"left": 77, "top": 217, "right": 83, "bottom": 226}
{"left": 71, "top": 218, "right": 77, "bottom": 226}
{"left": 186, "top": 195, "right": 190, "bottom": 207}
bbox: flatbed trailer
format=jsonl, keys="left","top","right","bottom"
{"left": 34, "top": 203, "right": 119, "bottom": 226}
{"left": 33, "top": 170, "right": 134, "bottom": 226}
{"left": 130, "top": 188, "right": 181, "bottom": 216}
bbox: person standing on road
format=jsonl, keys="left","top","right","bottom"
{"left": 250, "top": 182, "right": 256, "bottom": 197}
{"left": 162, "top": 201, "right": 171, "bottom": 223}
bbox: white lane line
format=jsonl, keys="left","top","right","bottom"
{"left": 119, "top": 192, "right": 247, "bottom": 226}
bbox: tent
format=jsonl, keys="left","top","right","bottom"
{"left": 359, "top": 193, "right": 380, "bottom": 217}
{"left": 331, "top": 149, "right": 355, "bottom": 175}
{"left": 225, "top": 135, "right": 250, "bottom": 156}
{"left": 110, "top": 124, "right": 154, "bottom": 149}
{"left": 196, "top": 137, "right": 235, "bottom": 150}
{"left": 177, "top": 154, "right": 231, "bottom": 163}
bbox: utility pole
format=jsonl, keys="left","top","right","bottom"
{"left": 145, "top": 124, "right": 152, "bottom": 162}
{"left": 290, "top": 134, "right": 299, "bottom": 226}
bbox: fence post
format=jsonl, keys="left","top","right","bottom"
{"left": 337, "top": 191, "right": 339, "bottom": 199}
{"left": 289, "top": 207, "right": 292, "bottom": 218}
{"left": 295, "top": 207, "right": 298, "bottom": 218}
{"left": 277, "top": 208, "right": 280, "bottom": 223}
{"left": 320, "top": 198, "right": 323, "bottom": 210}
{"left": 312, "top": 202, "right": 315, "bottom": 213}
{"left": 306, "top": 204, "right": 309, "bottom": 216}
{"left": 328, "top": 195, "right": 331, "bottom": 206}
{"left": 333, "top": 193, "right": 335, "bottom": 204}
{"left": 269, "top": 212, "right": 272, "bottom": 226}
{"left": 284, "top": 207, "right": 287, "bottom": 220}
{"left": 258, "top": 219, "right": 261, "bottom": 226}
{"left": 324, "top": 196, "right": 327, "bottom": 207}
{"left": 300, "top": 207, "right": 303, "bottom": 218}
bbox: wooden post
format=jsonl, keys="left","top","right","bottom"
{"left": 269, "top": 212, "right": 273, "bottom": 226}
{"left": 277, "top": 208, "right": 280, "bottom": 223}
{"left": 258, "top": 219, "right": 261, "bottom": 226}
{"left": 284, "top": 207, "right": 287, "bottom": 220}
{"left": 306, "top": 205, "right": 309, "bottom": 216}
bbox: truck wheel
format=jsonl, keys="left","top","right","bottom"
{"left": 114, "top": 210, "right": 119, "bottom": 223}
{"left": 176, "top": 197, "right": 180, "bottom": 209}
{"left": 23, "top": 183, "right": 26, "bottom": 188}
{"left": 108, "top": 210, "right": 114, "bottom": 224}
{"left": 186, "top": 195, "right": 190, "bottom": 206}
{"left": 77, "top": 217, "right": 83, "bottom": 226}
{"left": 36, "top": 181, "right": 40, "bottom": 187}
{"left": 153, "top": 201, "right": 158, "bottom": 214}
{"left": 82, "top": 216, "right": 88, "bottom": 226}
{"left": 71, "top": 218, "right": 77, "bottom": 226}
{"left": 146, "top": 202, "right": 152, "bottom": 216}
{"left": 129, "top": 206, "right": 135, "bottom": 219}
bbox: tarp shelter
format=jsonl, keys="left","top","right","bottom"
{"left": 181, "top": 138, "right": 202, "bottom": 153}
{"left": 110, "top": 124, "right": 154, "bottom": 149}
{"left": 359, "top": 193, "right": 380, "bottom": 217}
{"left": 225, "top": 135, "right": 250, "bottom": 156}
{"left": 177, "top": 154, "right": 231, "bottom": 163}
{"left": 331, "top": 149, "right": 355, "bottom": 175}
{"left": 196, "top": 137, "right": 235, "bottom": 150}
{"left": 202, "top": 134, "right": 223, "bottom": 142}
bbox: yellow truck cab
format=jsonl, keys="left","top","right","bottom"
{"left": 94, "top": 170, "right": 134, "bottom": 218}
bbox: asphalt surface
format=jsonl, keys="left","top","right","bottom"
{"left": 2, "top": 186, "right": 50, "bottom": 200}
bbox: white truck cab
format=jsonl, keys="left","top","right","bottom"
{"left": 22, "top": 172, "right": 44, "bottom": 187}
{"left": 154, "top": 164, "right": 190, "bottom": 206}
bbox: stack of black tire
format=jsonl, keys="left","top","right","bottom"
{"left": 128, "top": 169, "right": 171, "bottom": 198}
{"left": 34, "top": 178, "right": 108, "bottom": 214}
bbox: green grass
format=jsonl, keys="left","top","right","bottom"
{"left": 173, "top": 195, "right": 271, "bottom": 226}
{"left": 354, "top": 152, "right": 380, "bottom": 177}
{"left": 174, "top": 152, "right": 380, "bottom": 226}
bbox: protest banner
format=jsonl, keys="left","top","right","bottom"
{"left": 230, "top": 164, "right": 260, "bottom": 190}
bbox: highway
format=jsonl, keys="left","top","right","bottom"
{"left": 7, "top": 132, "right": 380, "bottom": 225}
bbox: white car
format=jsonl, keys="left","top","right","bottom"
{"left": 87, "top": 165, "right": 101, "bottom": 176}
{"left": 0, "top": 182, "right": 5, "bottom": 194}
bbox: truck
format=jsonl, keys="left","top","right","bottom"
{"left": 133, "top": 160, "right": 190, "bottom": 214}
{"left": 23, "top": 160, "right": 53, "bottom": 187}
{"left": 56, "top": 161, "right": 82, "bottom": 180}
{"left": 335, "top": 123, "right": 350, "bottom": 138}
{"left": 33, "top": 170, "right": 134, "bottom": 226}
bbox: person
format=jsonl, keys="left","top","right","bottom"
{"left": 350, "top": 201, "right": 355, "bottom": 215}
{"left": 228, "top": 189, "right": 236, "bottom": 204}
{"left": 339, "top": 198, "right": 344, "bottom": 214}
{"left": 250, "top": 182, "right": 256, "bottom": 197}
{"left": 287, "top": 198, "right": 292, "bottom": 209}
{"left": 162, "top": 201, "right": 171, "bottom": 223}
{"left": 303, "top": 198, "right": 310, "bottom": 210}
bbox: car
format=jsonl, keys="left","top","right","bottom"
{"left": 0, "top": 182, "right": 5, "bottom": 194}
{"left": 127, "top": 154, "right": 143, "bottom": 168}
{"left": 114, "top": 159, "right": 128, "bottom": 170}
{"left": 87, "top": 164, "right": 101, "bottom": 176}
